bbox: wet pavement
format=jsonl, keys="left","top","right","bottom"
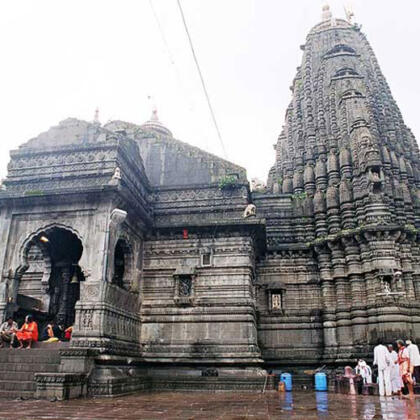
{"left": 0, "top": 391, "right": 419, "bottom": 420}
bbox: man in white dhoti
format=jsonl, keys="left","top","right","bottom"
{"left": 406, "top": 340, "right": 420, "bottom": 384}
{"left": 387, "top": 344, "right": 402, "bottom": 395}
{"left": 373, "top": 339, "right": 391, "bottom": 396}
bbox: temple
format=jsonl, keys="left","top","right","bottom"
{"left": 0, "top": 5, "right": 419, "bottom": 398}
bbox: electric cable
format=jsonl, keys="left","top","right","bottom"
{"left": 176, "top": 0, "right": 228, "bottom": 159}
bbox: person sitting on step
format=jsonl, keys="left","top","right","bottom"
{"left": 64, "top": 325, "right": 73, "bottom": 341}
{"left": 40, "top": 320, "right": 63, "bottom": 343}
{"left": 15, "top": 315, "right": 38, "bottom": 349}
{"left": 0, "top": 317, "right": 18, "bottom": 348}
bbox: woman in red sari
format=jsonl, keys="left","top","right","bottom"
{"left": 396, "top": 339, "right": 414, "bottom": 398}
{"left": 16, "top": 315, "right": 38, "bottom": 349}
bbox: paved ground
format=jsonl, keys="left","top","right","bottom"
{"left": 0, "top": 391, "right": 419, "bottom": 420}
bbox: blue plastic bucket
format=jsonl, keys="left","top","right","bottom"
{"left": 315, "top": 372, "right": 327, "bottom": 391}
{"left": 280, "top": 372, "right": 292, "bottom": 391}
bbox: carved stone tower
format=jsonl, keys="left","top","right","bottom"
{"left": 261, "top": 6, "right": 420, "bottom": 364}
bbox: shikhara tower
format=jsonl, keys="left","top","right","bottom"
{"left": 261, "top": 5, "right": 420, "bottom": 363}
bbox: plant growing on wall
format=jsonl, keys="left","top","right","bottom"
{"left": 291, "top": 191, "right": 308, "bottom": 201}
{"left": 404, "top": 224, "right": 418, "bottom": 235}
{"left": 218, "top": 175, "right": 239, "bottom": 190}
{"left": 24, "top": 190, "right": 44, "bottom": 196}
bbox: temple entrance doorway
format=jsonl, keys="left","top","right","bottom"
{"left": 22, "top": 227, "right": 84, "bottom": 328}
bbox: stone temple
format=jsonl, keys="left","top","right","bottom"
{"left": 0, "top": 6, "right": 419, "bottom": 398}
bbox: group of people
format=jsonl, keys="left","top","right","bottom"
{"left": 0, "top": 315, "right": 73, "bottom": 349}
{"left": 371, "top": 339, "right": 420, "bottom": 398}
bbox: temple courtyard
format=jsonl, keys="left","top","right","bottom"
{"left": 0, "top": 391, "right": 419, "bottom": 420}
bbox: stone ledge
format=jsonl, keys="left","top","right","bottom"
{"left": 34, "top": 373, "right": 87, "bottom": 400}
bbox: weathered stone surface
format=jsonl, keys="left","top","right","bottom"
{"left": 260, "top": 9, "right": 420, "bottom": 365}
{"left": 0, "top": 7, "right": 419, "bottom": 399}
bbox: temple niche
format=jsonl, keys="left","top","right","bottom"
{"left": 0, "top": 5, "right": 419, "bottom": 399}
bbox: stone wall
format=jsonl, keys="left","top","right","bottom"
{"left": 257, "top": 252, "right": 323, "bottom": 366}
{"left": 141, "top": 235, "right": 262, "bottom": 364}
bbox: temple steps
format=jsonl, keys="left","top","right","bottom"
{"left": 0, "top": 363, "right": 59, "bottom": 373}
{"left": 0, "top": 371, "right": 38, "bottom": 381}
{"left": 0, "top": 352, "right": 61, "bottom": 364}
{"left": 0, "top": 348, "right": 62, "bottom": 399}
{"left": 0, "top": 390, "right": 34, "bottom": 399}
{"left": 0, "top": 380, "right": 35, "bottom": 392}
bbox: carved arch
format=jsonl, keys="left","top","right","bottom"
{"left": 11, "top": 224, "right": 86, "bottom": 313}
{"left": 18, "top": 223, "right": 86, "bottom": 277}
{"left": 334, "top": 67, "right": 360, "bottom": 78}
{"left": 340, "top": 89, "right": 364, "bottom": 103}
{"left": 324, "top": 44, "right": 357, "bottom": 58}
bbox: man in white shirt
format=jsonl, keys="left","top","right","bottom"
{"left": 373, "top": 339, "right": 392, "bottom": 396}
{"left": 0, "top": 317, "right": 18, "bottom": 348}
{"left": 406, "top": 340, "right": 420, "bottom": 384}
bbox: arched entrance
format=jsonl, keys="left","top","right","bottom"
{"left": 18, "top": 226, "right": 84, "bottom": 327}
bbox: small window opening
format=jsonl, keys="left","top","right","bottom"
{"left": 178, "top": 275, "right": 192, "bottom": 297}
{"left": 201, "top": 252, "right": 211, "bottom": 267}
{"left": 113, "top": 239, "right": 126, "bottom": 288}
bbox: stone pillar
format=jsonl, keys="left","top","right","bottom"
{"left": 72, "top": 208, "right": 127, "bottom": 351}
{"left": 57, "top": 265, "right": 71, "bottom": 326}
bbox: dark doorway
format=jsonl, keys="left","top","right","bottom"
{"left": 37, "top": 227, "right": 83, "bottom": 327}
{"left": 113, "top": 239, "right": 131, "bottom": 289}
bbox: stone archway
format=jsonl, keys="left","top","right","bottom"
{"left": 15, "top": 225, "right": 84, "bottom": 327}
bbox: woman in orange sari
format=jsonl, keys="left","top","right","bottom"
{"left": 396, "top": 339, "right": 414, "bottom": 398}
{"left": 16, "top": 315, "right": 38, "bottom": 349}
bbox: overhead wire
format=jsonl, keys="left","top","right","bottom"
{"left": 176, "top": 0, "right": 228, "bottom": 159}
{"left": 149, "top": 0, "right": 179, "bottom": 72}
{"left": 148, "top": 0, "right": 195, "bottom": 112}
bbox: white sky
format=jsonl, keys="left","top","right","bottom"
{"left": 0, "top": 0, "right": 419, "bottom": 182}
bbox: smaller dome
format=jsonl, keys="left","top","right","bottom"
{"left": 140, "top": 108, "right": 172, "bottom": 137}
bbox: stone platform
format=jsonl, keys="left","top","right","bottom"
{"left": 0, "top": 391, "right": 418, "bottom": 419}
{"left": 0, "top": 346, "right": 63, "bottom": 399}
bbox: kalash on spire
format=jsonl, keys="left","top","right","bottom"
{"left": 140, "top": 104, "right": 173, "bottom": 137}
{"left": 262, "top": 4, "right": 420, "bottom": 362}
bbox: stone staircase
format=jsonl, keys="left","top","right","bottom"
{"left": 0, "top": 346, "right": 64, "bottom": 399}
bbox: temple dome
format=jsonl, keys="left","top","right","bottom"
{"left": 140, "top": 108, "right": 172, "bottom": 137}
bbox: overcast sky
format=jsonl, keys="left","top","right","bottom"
{"left": 1, "top": 0, "right": 419, "bottom": 182}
